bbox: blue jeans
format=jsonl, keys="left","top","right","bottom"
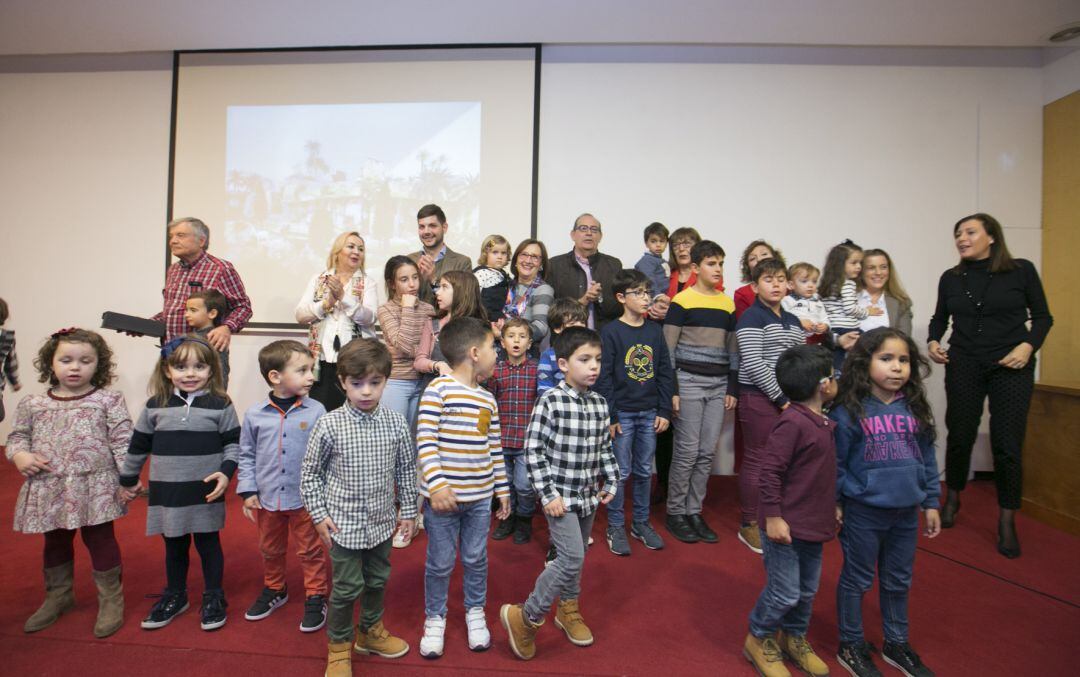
{"left": 607, "top": 409, "right": 657, "bottom": 527}
{"left": 381, "top": 378, "right": 422, "bottom": 433}
{"left": 748, "top": 532, "right": 823, "bottom": 637}
{"left": 423, "top": 499, "right": 491, "bottom": 618}
{"left": 503, "top": 449, "right": 536, "bottom": 518}
{"left": 837, "top": 500, "right": 919, "bottom": 644}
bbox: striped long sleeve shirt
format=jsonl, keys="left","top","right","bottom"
{"left": 822, "top": 279, "right": 867, "bottom": 332}
{"left": 735, "top": 299, "right": 806, "bottom": 406}
{"left": 417, "top": 375, "right": 510, "bottom": 501}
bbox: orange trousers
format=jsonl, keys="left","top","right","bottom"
{"left": 256, "top": 507, "right": 330, "bottom": 597}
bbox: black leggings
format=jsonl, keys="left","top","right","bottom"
{"left": 163, "top": 532, "right": 224, "bottom": 593}
{"left": 944, "top": 355, "right": 1035, "bottom": 510}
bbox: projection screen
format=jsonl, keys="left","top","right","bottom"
{"left": 171, "top": 46, "right": 539, "bottom": 325}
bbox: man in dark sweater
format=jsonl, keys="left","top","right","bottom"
{"left": 744, "top": 344, "right": 837, "bottom": 677}
{"left": 595, "top": 269, "right": 674, "bottom": 556}
{"left": 546, "top": 213, "right": 623, "bottom": 330}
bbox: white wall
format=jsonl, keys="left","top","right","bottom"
{"left": 0, "top": 50, "right": 1061, "bottom": 477}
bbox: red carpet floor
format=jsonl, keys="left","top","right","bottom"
{"left": 1, "top": 470, "right": 1077, "bottom": 676}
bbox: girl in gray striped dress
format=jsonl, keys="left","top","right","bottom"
{"left": 118, "top": 336, "right": 240, "bottom": 632}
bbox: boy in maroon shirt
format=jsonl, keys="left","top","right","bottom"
{"left": 743, "top": 344, "right": 838, "bottom": 677}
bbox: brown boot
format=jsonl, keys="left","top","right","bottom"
{"left": 500, "top": 603, "right": 541, "bottom": 660}
{"left": 25, "top": 562, "right": 76, "bottom": 633}
{"left": 91, "top": 566, "right": 125, "bottom": 638}
{"left": 325, "top": 640, "right": 352, "bottom": 677}
{"left": 743, "top": 633, "right": 792, "bottom": 677}
{"left": 353, "top": 619, "right": 410, "bottom": 658}
{"left": 777, "top": 631, "right": 829, "bottom": 676}
{"left": 554, "top": 598, "right": 593, "bottom": 646}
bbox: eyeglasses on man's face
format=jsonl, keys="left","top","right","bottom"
{"left": 574, "top": 225, "right": 602, "bottom": 234}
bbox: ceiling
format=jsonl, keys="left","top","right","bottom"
{"left": 1, "top": 0, "right": 1078, "bottom": 56}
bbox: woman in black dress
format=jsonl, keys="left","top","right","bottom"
{"left": 927, "top": 213, "right": 1053, "bottom": 558}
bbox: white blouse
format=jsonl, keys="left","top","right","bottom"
{"left": 857, "top": 289, "right": 889, "bottom": 332}
{"left": 295, "top": 269, "right": 379, "bottom": 363}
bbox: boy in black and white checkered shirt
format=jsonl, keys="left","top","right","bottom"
{"left": 500, "top": 327, "right": 620, "bottom": 661}
{"left": 300, "top": 338, "right": 418, "bottom": 677}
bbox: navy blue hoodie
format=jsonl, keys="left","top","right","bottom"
{"left": 830, "top": 394, "right": 941, "bottom": 510}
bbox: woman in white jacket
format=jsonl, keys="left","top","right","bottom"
{"left": 295, "top": 231, "right": 379, "bottom": 409}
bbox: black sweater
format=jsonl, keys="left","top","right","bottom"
{"left": 927, "top": 258, "right": 1052, "bottom": 362}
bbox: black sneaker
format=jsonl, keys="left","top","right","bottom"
{"left": 141, "top": 589, "right": 189, "bottom": 630}
{"left": 300, "top": 595, "right": 327, "bottom": 633}
{"left": 512, "top": 516, "right": 532, "bottom": 544}
{"left": 244, "top": 586, "right": 288, "bottom": 621}
{"left": 686, "top": 514, "right": 718, "bottom": 543}
{"left": 492, "top": 515, "right": 515, "bottom": 540}
{"left": 838, "top": 641, "right": 883, "bottom": 677}
{"left": 200, "top": 589, "right": 228, "bottom": 631}
{"left": 544, "top": 545, "right": 557, "bottom": 568}
{"left": 882, "top": 641, "right": 934, "bottom": 677}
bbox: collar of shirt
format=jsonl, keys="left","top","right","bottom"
{"left": 172, "top": 388, "right": 207, "bottom": 404}
{"left": 555, "top": 379, "right": 590, "bottom": 399}
{"left": 343, "top": 401, "right": 381, "bottom": 422}
{"left": 263, "top": 394, "right": 305, "bottom": 413}
{"left": 178, "top": 250, "right": 208, "bottom": 270}
{"left": 789, "top": 401, "right": 832, "bottom": 428}
{"left": 434, "top": 244, "right": 448, "bottom": 263}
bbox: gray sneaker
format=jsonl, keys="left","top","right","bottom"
{"left": 605, "top": 526, "right": 631, "bottom": 556}
{"left": 630, "top": 521, "right": 665, "bottom": 550}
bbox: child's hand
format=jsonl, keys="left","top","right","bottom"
{"left": 654, "top": 416, "right": 670, "bottom": 433}
{"left": 116, "top": 481, "right": 142, "bottom": 503}
{"left": 609, "top": 422, "right": 622, "bottom": 439}
{"left": 12, "top": 382, "right": 22, "bottom": 392}
{"left": 495, "top": 496, "right": 511, "bottom": 520}
{"left": 724, "top": 395, "right": 737, "bottom": 411}
{"left": 401, "top": 293, "right": 418, "bottom": 309}
{"left": 598, "top": 490, "right": 615, "bottom": 506}
{"left": 396, "top": 518, "right": 416, "bottom": 540}
{"left": 837, "top": 332, "right": 860, "bottom": 350}
{"left": 800, "top": 318, "right": 815, "bottom": 331}
{"left": 203, "top": 472, "right": 228, "bottom": 502}
{"left": 765, "top": 516, "right": 791, "bottom": 544}
{"left": 314, "top": 516, "right": 339, "bottom": 547}
{"left": 12, "top": 451, "right": 52, "bottom": 477}
{"left": 924, "top": 508, "right": 941, "bottom": 538}
{"left": 671, "top": 395, "right": 680, "bottom": 419}
{"left": 867, "top": 307, "right": 884, "bottom": 316}
{"left": 815, "top": 322, "right": 829, "bottom": 334}
{"left": 835, "top": 504, "right": 844, "bottom": 530}
{"left": 429, "top": 486, "right": 458, "bottom": 513}
{"left": 242, "top": 495, "right": 263, "bottom": 522}
{"left": 543, "top": 495, "right": 566, "bottom": 517}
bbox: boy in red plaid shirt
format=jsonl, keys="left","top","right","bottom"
{"left": 486, "top": 318, "right": 539, "bottom": 544}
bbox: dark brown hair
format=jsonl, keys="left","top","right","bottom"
{"left": 548, "top": 298, "right": 588, "bottom": 332}
{"left": 440, "top": 316, "right": 493, "bottom": 367}
{"left": 417, "top": 203, "right": 447, "bottom": 223}
{"left": 751, "top": 258, "right": 787, "bottom": 284}
{"left": 35, "top": 328, "right": 116, "bottom": 388}
{"left": 644, "top": 222, "right": 669, "bottom": 242}
{"left": 667, "top": 226, "right": 702, "bottom": 271}
{"left": 0, "top": 297, "right": 8, "bottom": 325}
{"left": 188, "top": 289, "right": 229, "bottom": 327}
{"left": 258, "top": 339, "right": 312, "bottom": 385}
{"left": 383, "top": 255, "right": 419, "bottom": 301}
{"left": 739, "top": 240, "right": 785, "bottom": 283}
{"left": 437, "top": 269, "right": 488, "bottom": 322}
{"left": 336, "top": 337, "right": 392, "bottom": 380}
{"left": 511, "top": 238, "right": 550, "bottom": 283}
{"left": 951, "top": 213, "right": 1017, "bottom": 273}
{"left": 819, "top": 240, "right": 862, "bottom": 299}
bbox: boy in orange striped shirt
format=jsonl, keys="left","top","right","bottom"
{"left": 416, "top": 317, "right": 511, "bottom": 658}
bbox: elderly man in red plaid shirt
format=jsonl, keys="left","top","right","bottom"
{"left": 151, "top": 217, "right": 252, "bottom": 349}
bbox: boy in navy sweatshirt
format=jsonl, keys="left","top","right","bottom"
{"left": 744, "top": 344, "right": 837, "bottom": 677}
{"left": 596, "top": 269, "right": 673, "bottom": 556}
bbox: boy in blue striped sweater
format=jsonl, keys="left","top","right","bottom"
{"left": 734, "top": 259, "right": 806, "bottom": 554}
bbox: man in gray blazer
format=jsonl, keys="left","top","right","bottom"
{"left": 409, "top": 203, "right": 473, "bottom": 305}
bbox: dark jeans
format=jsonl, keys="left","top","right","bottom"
{"left": 43, "top": 521, "right": 121, "bottom": 570}
{"left": 837, "top": 501, "right": 918, "bottom": 644}
{"left": 327, "top": 537, "right": 393, "bottom": 642}
{"left": 944, "top": 354, "right": 1035, "bottom": 509}
{"left": 163, "top": 531, "right": 224, "bottom": 592}
{"left": 748, "top": 533, "right": 823, "bottom": 637}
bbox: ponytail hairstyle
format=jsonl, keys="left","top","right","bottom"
{"left": 437, "top": 269, "right": 488, "bottom": 322}
{"left": 834, "top": 327, "right": 935, "bottom": 441}
{"left": 149, "top": 335, "right": 228, "bottom": 406}
{"left": 819, "top": 239, "right": 863, "bottom": 300}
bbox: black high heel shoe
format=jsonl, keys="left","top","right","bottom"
{"left": 997, "top": 515, "right": 1021, "bottom": 559}
{"left": 941, "top": 492, "right": 960, "bottom": 529}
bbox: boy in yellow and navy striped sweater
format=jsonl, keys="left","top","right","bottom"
{"left": 416, "top": 317, "right": 511, "bottom": 659}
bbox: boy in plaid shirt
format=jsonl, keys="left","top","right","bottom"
{"left": 300, "top": 338, "right": 418, "bottom": 677}
{"left": 487, "top": 318, "right": 540, "bottom": 544}
{"left": 500, "top": 327, "right": 620, "bottom": 661}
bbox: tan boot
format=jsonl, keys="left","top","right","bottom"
{"left": 24, "top": 562, "right": 76, "bottom": 633}
{"left": 353, "top": 619, "right": 409, "bottom": 658}
{"left": 325, "top": 640, "right": 352, "bottom": 677}
{"left": 744, "top": 633, "right": 792, "bottom": 677}
{"left": 778, "top": 631, "right": 829, "bottom": 676}
{"left": 500, "top": 603, "right": 541, "bottom": 660}
{"left": 554, "top": 598, "right": 593, "bottom": 646}
{"left": 91, "top": 566, "right": 125, "bottom": 638}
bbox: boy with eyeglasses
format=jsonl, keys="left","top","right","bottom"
{"left": 595, "top": 269, "right": 673, "bottom": 555}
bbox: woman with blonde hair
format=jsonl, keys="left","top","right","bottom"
{"left": 295, "top": 231, "right": 379, "bottom": 409}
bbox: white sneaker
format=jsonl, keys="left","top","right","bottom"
{"left": 465, "top": 606, "right": 491, "bottom": 651}
{"left": 419, "top": 615, "right": 446, "bottom": 658}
